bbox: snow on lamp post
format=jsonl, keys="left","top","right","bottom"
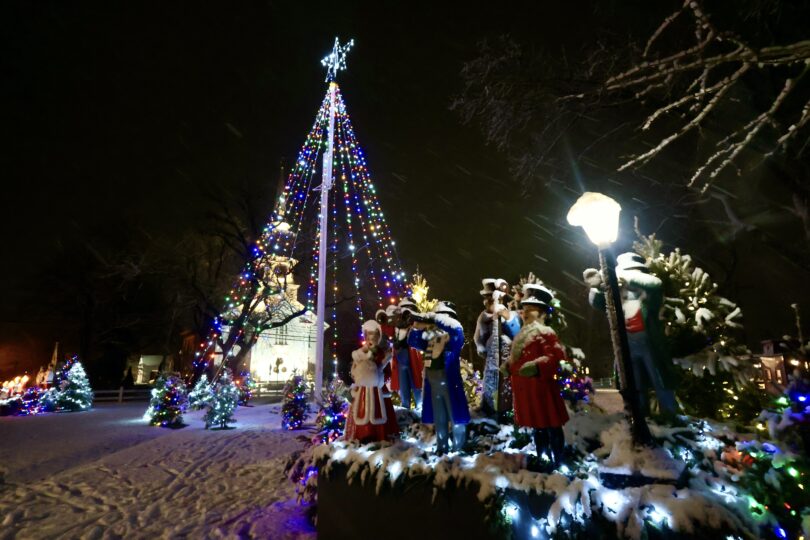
{"left": 567, "top": 192, "right": 652, "bottom": 446}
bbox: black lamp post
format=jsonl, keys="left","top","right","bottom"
{"left": 567, "top": 192, "right": 652, "bottom": 446}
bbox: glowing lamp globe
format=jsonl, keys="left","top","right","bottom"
{"left": 566, "top": 192, "right": 622, "bottom": 248}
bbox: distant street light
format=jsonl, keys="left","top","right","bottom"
{"left": 567, "top": 192, "right": 652, "bottom": 446}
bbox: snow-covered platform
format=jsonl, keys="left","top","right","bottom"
{"left": 295, "top": 407, "right": 765, "bottom": 540}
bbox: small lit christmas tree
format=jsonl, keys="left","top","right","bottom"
{"left": 281, "top": 372, "right": 311, "bottom": 430}
{"left": 460, "top": 359, "right": 483, "bottom": 409}
{"left": 144, "top": 373, "right": 188, "bottom": 428}
{"left": 409, "top": 271, "right": 438, "bottom": 314}
{"left": 236, "top": 371, "right": 257, "bottom": 406}
{"left": 559, "top": 350, "right": 594, "bottom": 410}
{"left": 313, "top": 378, "right": 349, "bottom": 443}
{"left": 56, "top": 362, "right": 93, "bottom": 411}
{"left": 204, "top": 370, "right": 239, "bottom": 429}
{"left": 188, "top": 374, "right": 213, "bottom": 411}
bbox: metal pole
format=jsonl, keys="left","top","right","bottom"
{"left": 315, "top": 81, "right": 337, "bottom": 401}
{"left": 599, "top": 249, "right": 652, "bottom": 446}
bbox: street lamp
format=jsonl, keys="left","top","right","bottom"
{"left": 567, "top": 192, "right": 652, "bottom": 446}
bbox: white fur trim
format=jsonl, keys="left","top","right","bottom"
{"left": 510, "top": 320, "right": 557, "bottom": 362}
{"left": 350, "top": 351, "right": 382, "bottom": 387}
{"left": 362, "top": 319, "right": 381, "bottom": 334}
{"left": 433, "top": 313, "right": 462, "bottom": 331}
{"left": 350, "top": 385, "right": 387, "bottom": 425}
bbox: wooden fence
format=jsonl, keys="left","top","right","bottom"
{"left": 94, "top": 388, "right": 152, "bottom": 403}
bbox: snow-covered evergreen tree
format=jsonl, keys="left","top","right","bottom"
{"left": 633, "top": 232, "right": 760, "bottom": 420}
{"left": 204, "top": 370, "right": 239, "bottom": 429}
{"left": 144, "top": 373, "right": 188, "bottom": 427}
{"left": 188, "top": 374, "right": 213, "bottom": 411}
{"left": 56, "top": 362, "right": 93, "bottom": 411}
{"left": 634, "top": 232, "right": 749, "bottom": 376}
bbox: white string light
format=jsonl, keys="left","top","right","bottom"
{"left": 321, "top": 37, "right": 355, "bottom": 82}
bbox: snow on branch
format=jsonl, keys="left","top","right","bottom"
{"left": 598, "top": 0, "right": 810, "bottom": 192}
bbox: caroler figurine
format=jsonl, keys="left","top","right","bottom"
{"left": 585, "top": 252, "right": 678, "bottom": 417}
{"left": 344, "top": 319, "right": 399, "bottom": 443}
{"left": 389, "top": 298, "right": 424, "bottom": 410}
{"left": 474, "top": 278, "right": 521, "bottom": 418}
{"left": 504, "top": 284, "right": 569, "bottom": 468}
{"left": 408, "top": 301, "right": 469, "bottom": 454}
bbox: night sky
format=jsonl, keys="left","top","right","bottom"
{"left": 2, "top": 2, "right": 808, "bottom": 378}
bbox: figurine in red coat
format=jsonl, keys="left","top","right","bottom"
{"left": 504, "top": 284, "right": 569, "bottom": 467}
{"left": 389, "top": 298, "right": 424, "bottom": 409}
{"left": 345, "top": 319, "right": 400, "bottom": 443}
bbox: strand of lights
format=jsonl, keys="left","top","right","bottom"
{"left": 194, "top": 77, "right": 406, "bottom": 376}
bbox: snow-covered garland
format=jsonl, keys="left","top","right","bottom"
{"left": 287, "top": 404, "right": 809, "bottom": 539}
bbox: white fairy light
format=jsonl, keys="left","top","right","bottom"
{"left": 321, "top": 37, "right": 355, "bottom": 82}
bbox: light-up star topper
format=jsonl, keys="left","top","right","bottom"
{"left": 321, "top": 37, "right": 354, "bottom": 82}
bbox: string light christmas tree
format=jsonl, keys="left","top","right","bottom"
{"left": 194, "top": 38, "right": 407, "bottom": 398}
{"left": 281, "top": 372, "right": 311, "bottom": 430}
{"left": 55, "top": 361, "right": 93, "bottom": 412}
{"left": 313, "top": 378, "right": 349, "bottom": 443}
{"left": 53, "top": 355, "right": 77, "bottom": 389}
{"left": 189, "top": 374, "right": 213, "bottom": 410}
{"left": 204, "top": 369, "right": 239, "bottom": 429}
{"left": 236, "top": 371, "right": 257, "bottom": 406}
{"left": 144, "top": 374, "right": 188, "bottom": 428}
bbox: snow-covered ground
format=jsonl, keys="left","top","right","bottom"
{"left": 0, "top": 401, "right": 316, "bottom": 539}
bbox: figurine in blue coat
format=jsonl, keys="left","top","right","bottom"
{"left": 408, "top": 301, "right": 470, "bottom": 454}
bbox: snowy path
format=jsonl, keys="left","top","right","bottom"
{"left": 592, "top": 389, "right": 624, "bottom": 414}
{"left": 0, "top": 402, "right": 316, "bottom": 539}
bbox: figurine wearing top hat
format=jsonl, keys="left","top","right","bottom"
{"left": 503, "top": 283, "right": 569, "bottom": 468}
{"left": 383, "top": 298, "right": 424, "bottom": 409}
{"left": 585, "top": 252, "right": 678, "bottom": 417}
{"left": 474, "top": 278, "right": 521, "bottom": 418}
{"left": 408, "top": 301, "right": 469, "bottom": 454}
